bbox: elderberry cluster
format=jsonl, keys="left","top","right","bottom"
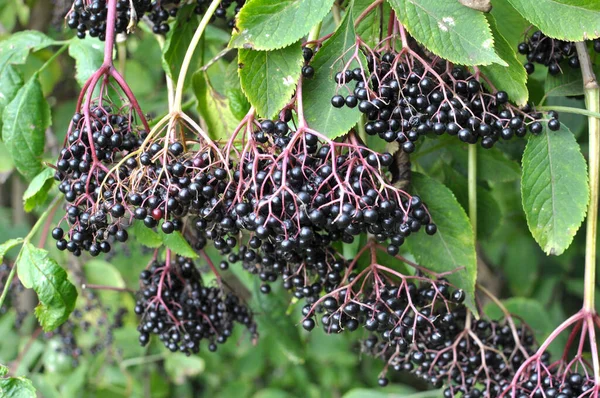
{"left": 52, "top": 105, "right": 146, "bottom": 256}
{"left": 508, "top": 367, "right": 597, "bottom": 398}
{"left": 518, "top": 31, "right": 580, "bottom": 75}
{"left": 331, "top": 51, "right": 557, "bottom": 152}
{"left": 66, "top": 0, "right": 244, "bottom": 38}
{"left": 134, "top": 256, "right": 256, "bottom": 354}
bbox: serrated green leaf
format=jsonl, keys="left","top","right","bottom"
{"left": 303, "top": 6, "right": 365, "bottom": 138}
{"left": 0, "top": 238, "right": 23, "bottom": 263}
{"left": 478, "top": 15, "right": 528, "bottom": 106}
{"left": 68, "top": 37, "right": 104, "bottom": 87}
{"left": 543, "top": 65, "right": 600, "bottom": 98}
{"left": 132, "top": 221, "right": 163, "bottom": 248}
{"left": 506, "top": 0, "right": 600, "bottom": 41}
{"left": 489, "top": 0, "right": 529, "bottom": 52}
{"left": 162, "top": 5, "right": 199, "bottom": 82}
{"left": 1, "top": 75, "right": 50, "bottom": 180}
{"left": 229, "top": 0, "right": 334, "bottom": 50}
{"left": 521, "top": 123, "right": 589, "bottom": 255}
{"left": 238, "top": 43, "right": 303, "bottom": 119}
{"left": 0, "top": 376, "right": 37, "bottom": 398}
{"left": 16, "top": 243, "right": 77, "bottom": 332}
{"left": 406, "top": 173, "right": 477, "bottom": 314}
{"left": 0, "top": 30, "right": 55, "bottom": 74}
{"left": 225, "top": 59, "right": 251, "bottom": 120}
{"left": 443, "top": 167, "right": 503, "bottom": 240}
{"left": 0, "top": 65, "right": 23, "bottom": 131}
{"left": 159, "top": 230, "right": 197, "bottom": 258}
{"left": 193, "top": 71, "right": 242, "bottom": 140}
{"left": 23, "top": 167, "right": 54, "bottom": 212}
{"left": 388, "top": 0, "right": 505, "bottom": 66}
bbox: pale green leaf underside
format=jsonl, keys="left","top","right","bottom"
{"left": 23, "top": 167, "right": 55, "bottom": 212}
{"left": 406, "top": 173, "right": 478, "bottom": 314}
{"left": 238, "top": 43, "right": 303, "bottom": 119}
{"left": 388, "top": 0, "right": 505, "bottom": 66}
{"left": 478, "top": 15, "right": 528, "bottom": 106}
{"left": 230, "top": 0, "right": 334, "bottom": 50}
{"left": 521, "top": 124, "right": 589, "bottom": 255}
{"left": 506, "top": 0, "right": 600, "bottom": 41}
{"left": 303, "top": 6, "right": 365, "bottom": 138}
{"left": 68, "top": 38, "right": 104, "bottom": 87}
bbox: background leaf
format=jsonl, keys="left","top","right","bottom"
{"left": 22, "top": 167, "right": 54, "bottom": 212}
{"left": 68, "top": 37, "right": 104, "bottom": 87}
{"left": 16, "top": 243, "right": 77, "bottom": 331}
{"left": 1, "top": 75, "right": 50, "bottom": 180}
{"left": 0, "top": 238, "right": 23, "bottom": 263}
{"left": 225, "top": 58, "right": 252, "bottom": 119}
{"left": 132, "top": 221, "right": 163, "bottom": 248}
{"left": 506, "top": 0, "right": 600, "bottom": 41}
{"left": 406, "top": 173, "right": 478, "bottom": 314}
{"left": 230, "top": 0, "right": 334, "bottom": 50}
{"left": 521, "top": 124, "right": 589, "bottom": 255}
{"left": 0, "top": 376, "right": 37, "bottom": 398}
{"left": 162, "top": 5, "right": 199, "bottom": 82}
{"left": 0, "top": 65, "right": 23, "bottom": 130}
{"left": 303, "top": 7, "right": 365, "bottom": 138}
{"left": 0, "top": 30, "right": 54, "bottom": 73}
{"left": 388, "top": 0, "right": 505, "bottom": 66}
{"left": 159, "top": 230, "right": 198, "bottom": 258}
{"left": 238, "top": 43, "right": 303, "bottom": 119}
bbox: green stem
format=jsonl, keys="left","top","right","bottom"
{"left": 0, "top": 196, "right": 62, "bottom": 309}
{"left": 172, "top": 0, "right": 221, "bottom": 112}
{"left": 537, "top": 105, "right": 600, "bottom": 120}
{"left": 357, "top": 115, "right": 367, "bottom": 142}
{"left": 37, "top": 44, "right": 68, "bottom": 75}
{"left": 575, "top": 42, "right": 599, "bottom": 312}
{"left": 468, "top": 144, "right": 477, "bottom": 240}
{"left": 307, "top": 21, "right": 323, "bottom": 44}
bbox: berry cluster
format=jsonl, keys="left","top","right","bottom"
{"left": 134, "top": 255, "right": 256, "bottom": 354}
{"left": 52, "top": 103, "right": 146, "bottom": 256}
{"left": 517, "top": 31, "right": 600, "bottom": 76}
{"left": 66, "top": 0, "right": 244, "bottom": 38}
{"left": 518, "top": 31, "right": 580, "bottom": 75}
{"left": 507, "top": 369, "right": 597, "bottom": 398}
{"left": 331, "top": 50, "right": 557, "bottom": 152}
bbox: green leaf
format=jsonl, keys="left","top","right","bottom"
{"left": 132, "top": 221, "right": 163, "bottom": 248}
{"left": 0, "top": 238, "right": 23, "bottom": 263}
{"left": 543, "top": 65, "right": 600, "bottom": 98}
{"left": 0, "top": 376, "right": 37, "bottom": 398}
{"left": 388, "top": 0, "right": 505, "bottom": 66}
{"left": 406, "top": 173, "right": 477, "bottom": 314}
{"left": 23, "top": 167, "right": 54, "bottom": 212}
{"left": 521, "top": 123, "right": 589, "bottom": 255}
{"left": 478, "top": 15, "right": 528, "bottom": 106}
{"left": 447, "top": 146, "right": 521, "bottom": 183}
{"left": 484, "top": 298, "right": 554, "bottom": 344}
{"left": 16, "top": 243, "right": 78, "bottom": 332}
{"left": 354, "top": 0, "right": 391, "bottom": 47}
{"left": 158, "top": 230, "right": 197, "bottom": 258}
{"left": 1, "top": 75, "right": 51, "bottom": 180}
{"left": 0, "top": 65, "right": 23, "bottom": 130}
{"left": 229, "top": 0, "right": 334, "bottom": 50}
{"left": 0, "top": 141, "right": 15, "bottom": 177}
{"left": 489, "top": 0, "right": 529, "bottom": 52}
{"left": 505, "top": 0, "right": 600, "bottom": 41}
{"left": 443, "top": 167, "right": 503, "bottom": 240}
{"left": 0, "top": 365, "right": 7, "bottom": 377}
{"left": 68, "top": 37, "right": 104, "bottom": 87}
{"left": 238, "top": 43, "right": 303, "bottom": 119}
{"left": 303, "top": 6, "right": 365, "bottom": 138}
{"left": 0, "top": 30, "right": 55, "bottom": 73}
{"left": 225, "top": 59, "right": 251, "bottom": 120}
{"left": 193, "top": 71, "right": 242, "bottom": 140}
{"left": 164, "top": 353, "right": 205, "bottom": 384}
{"left": 162, "top": 5, "right": 199, "bottom": 82}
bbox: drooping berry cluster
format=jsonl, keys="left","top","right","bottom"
{"left": 66, "top": 0, "right": 244, "bottom": 38}
{"left": 506, "top": 368, "right": 597, "bottom": 398}
{"left": 518, "top": 31, "right": 580, "bottom": 75}
{"left": 52, "top": 102, "right": 147, "bottom": 256}
{"left": 331, "top": 50, "right": 558, "bottom": 152}
{"left": 134, "top": 255, "right": 257, "bottom": 354}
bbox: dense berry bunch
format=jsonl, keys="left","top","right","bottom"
{"left": 506, "top": 368, "right": 597, "bottom": 398}
{"left": 52, "top": 102, "right": 146, "bottom": 256}
{"left": 518, "top": 31, "right": 580, "bottom": 75}
{"left": 331, "top": 50, "right": 557, "bottom": 152}
{"left": 66, "top": 0, "right": 245, "bottom": 38}
{"left": 134, "top": 255, "right": 257, "bottom": 354}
